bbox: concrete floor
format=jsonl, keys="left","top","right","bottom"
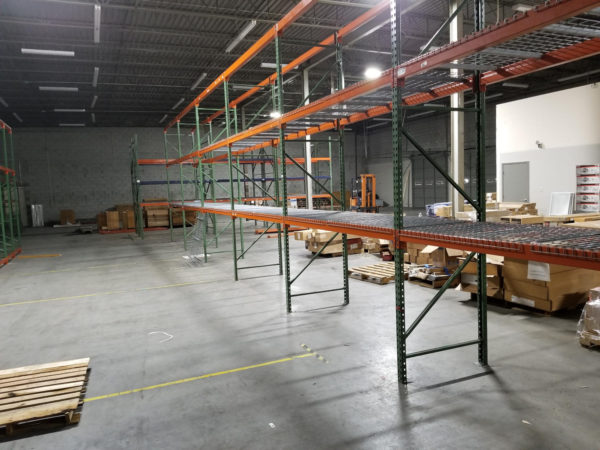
{"left": 1, "top": 224, "right": 599, "bottom": 449}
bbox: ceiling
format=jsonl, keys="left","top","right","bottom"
{"left": 0, "top": 0, "right": 598, "bottom": 128}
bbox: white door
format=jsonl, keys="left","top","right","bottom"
{"left": 502, "top": 162, "right": 529, "bottom": 202}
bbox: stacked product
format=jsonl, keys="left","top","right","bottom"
{"left": 576, "top": 164, "right": 600, "bottom": 213}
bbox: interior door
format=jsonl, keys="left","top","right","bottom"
{"left": 502, "top": 162, "right": 529, "bottom": 202}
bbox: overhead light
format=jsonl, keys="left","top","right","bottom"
{"left": 94, "top": 4, "right": 101, "bottom": 43}
{"left": 91, "top": 113, "right": 96, "bottom": 123}
{"left": 171, "top": 98, "right": 185, "bottom": 110}
{"left": 91, "top": 95, "right": 98, "bottom": 108}
{"left": 54, "top": 108, "right": 86, "bottom": 112}
{"left": 159, "top": 114, "right": 168, "bottom": 123}
{"left": 59, "top": 123, "right": 85, "bottom": 127}
{"left": 557, "top": 68, "right": 600, "bottom": 82}
{"left": 269, "top": 111, "right": 281, "bottom": 119}
{"left": 364, "top": 67, "right": 382, "bottom": 80}
{"left": 92, "top": 67, "right": 99, "bottom": 87}
{"left": 512, "top": 3, "right": 533, "bottom": 12}
{"left": 0, "top": 97, "right": 7, "bottom": 108}
{"left": 21, "top": 48, "right": 74, "bottom": 57}
{"left": 190, "top": 72, "right": 207, "bottom": 90}
{"left": 12, "top": 113, "right": 23, "bottom": 123}
{"left": 225, "top": 20, "right": 256, "bottom": 53}
{"left": 502, "top": 81, "right": 529, "bottom": 89}
{"left": 39, "top": 86, "right": 79, "bottom": 92}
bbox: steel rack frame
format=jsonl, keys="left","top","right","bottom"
{"left": 164, "top": 0, "right": 600, "bottom": 385}
{"left": 0, "top": 120, "right": 21, "bottom": 267}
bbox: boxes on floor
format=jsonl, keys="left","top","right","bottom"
{"left": 96, "top": 212, "right": 107, "bottom": 230}
{"left": 503, "top": 258, "right": 600, "bottom": 312}
{"left": 419, "top": 245, "right": 463, "bottom": 269}
{"left": 456, "top": 255, "right": 504, "bottom": 298}
{"left": 60, "top": 209, "right": 76, "bottom": 225}
{"left": 106, "top": 211, "right": 120, "bottom": 230}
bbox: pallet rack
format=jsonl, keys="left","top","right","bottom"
{"left": 0, "top": 120, "right": 21, "bottom": 267}
{"left": 163, "top": 0, "right": 600, "bottom": 384}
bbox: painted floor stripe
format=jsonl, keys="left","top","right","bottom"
{"left": 84, "top": 353, "right": 313, "bottom": 402}
{"left": 0, "top": 280, "right": 215, "bottom": 308}
{"left": 17, "top": 254, "right": 62, "bottom": 259}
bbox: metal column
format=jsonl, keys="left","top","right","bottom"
{"left": 224, "top": 80, "right": 239, "bottom": 280}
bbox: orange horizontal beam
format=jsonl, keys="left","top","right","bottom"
{"left": 199, "top": 0, "right": 389, "bottom": 127}
{"left": 202, "top": 37, "right": 600, "bottom": 164}
{"left": 211, "top": 193, "right": 332, "bottom": 203}
{"left": 0, "top": 120, "right": 12, "bottom": 132}
{"left": 207, "top": 157, "right": 330, "bottom": 165}
{"left": 169, "top": 0, "right": 600, "bottom": 167}
{"left": 0, "top": 247, "right": 21, "bottom": 268}
{"left": 137, "top": 159, "right": 198, "bottom": 166}
{"left": 0, "top": 165, "right": 15, "bottom": 176}
{"left": 165, "top": 0, "right": 318, "bottom": 131}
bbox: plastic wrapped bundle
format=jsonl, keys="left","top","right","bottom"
{"left": 578, "top": 287, "right": 600, "bottom": 348}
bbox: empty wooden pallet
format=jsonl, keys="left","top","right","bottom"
{"left": 0, "top": 358, "right": 90, "bottom": 437}
{"left": 348, "top": 262, "right": 397, "bottom": 285}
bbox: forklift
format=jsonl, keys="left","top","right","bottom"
{"left": 350, "top": 174, "right": 379, "bottom": 213}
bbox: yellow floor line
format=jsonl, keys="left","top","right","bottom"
{"left": 0, "top": 280, "right": 213, "bottom": 308}
{"left": 17, "top": 254, "right": 62, "bottom": 259}
{"left": 84, "top": 353, "right": 313, "bottom": 402}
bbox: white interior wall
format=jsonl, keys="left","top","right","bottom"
{"left": 496, "top": 84, "right": 600, "bottom": 215}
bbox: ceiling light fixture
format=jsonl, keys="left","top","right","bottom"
{"left": 512, "top": 3, "right": 534, "bottom": 12}
{"left": 159, "top": 114, "right": 168, "bottom": 124}
{"left": 94, "top": 4, "right": 101, "bottom": 43}
{"left": 225, "top": 20, "right": 257, "bottom": 53}
{"left": 171, "top": 98, "right": 185, "bottom": 110}
{"left": 54, "top": 108, "right": 86, "bottom": 112}
{"left": 92, "top": 67, "right": 99, "bottom": 87}
{"left": 91, "top": 95, "right": 98, "bottom": 108}
{"left": 59, "top": 123, "right": 85, "bottom": 127}
{"left": 0, "top": 97, "right": 8, "bottom": 108}
{"left": 12, "top": 113, "right": 23, "bottom": 123}
{"left": 190, "top": 72, "right": 207, "bottom": 90}
{"left": 39, "top": 86, "right": 79, "bottom": 92}
{"left": 269, "top": 111, "right": 281, "bottom": 119}
{"left": 261, "top": 62, "right": 289, "bottom": 69}
{"left": 502, "top": 81, "right": 529, "bottom": 89}
{"left": 557, "top": 68, "right": 600, "bottom": 82}
{"left": 91, "top": 113, "right": 96, "bottom": 123}
{"left": 21, "top": 48, "right": 75, "bottom": 57}
{"left": 364, "top": 66, "right": 382, "bottom": 80}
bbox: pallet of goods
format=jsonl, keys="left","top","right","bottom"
{"left": 297, "top": 229, "right": 363, "bottom": 256}
{"left": 455, "top": 254, "right": 504, "bottom": 299}
{"left": 578, "top": 287, "right": 600, "bottom": 348}
{"left": 576, "top": 164, "right": 600, "bottom": 214}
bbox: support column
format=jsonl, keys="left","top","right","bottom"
{"left": 303, "top": 68, "right": 313, "bottom": 210}
{"left": 390, "top": 0, "right": 407, "bottom": 385}
{"left": 176, "top": 122, "right": 187, "bottom": 249}
{"left": 224, "top": 80, "right": 238, "bottom": 280}
{"left": 450, "top": 0, "right": 465, "bottom": 216}
{"left": 195, "top": 106, "right": 208, "bottom": 262}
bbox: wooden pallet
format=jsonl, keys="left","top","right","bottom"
{"left": 0, "top": 358, "right": 90, "bottom": 437}
{"left": 348, "top": 262, "right": 406, "bottom": 285}
{"left": 500, "top": 215, "right": 545, "bottom": 225}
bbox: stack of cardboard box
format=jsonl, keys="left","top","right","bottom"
{"left": 295, "top": 229, "right": 363, "bottom": 256}
{"left": 97, "top": 204, "right": 135, "bottom": 231}
{"left": 362, "top": 238, "right": 391, "bottom": 254}
{"left": 456, "top": 255, "right": 504, "bottom": 299}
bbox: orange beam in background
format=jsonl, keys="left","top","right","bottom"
{"left": 0, "top": 165, "right": 16, "bottom": 176}
{"left": 165, "top": 0, "right": 318, "bottom": 131}
{"left": 0, "top": 248, "right": 21, "bottom": 268}
{"left": 200, "top": 0, "right": 389, "bottom": 127}
{"left": 137, "top": 159, "right": 198, "bottom": 166}
{"left": 168, "top": 0, "right": 600, "bottom": 166}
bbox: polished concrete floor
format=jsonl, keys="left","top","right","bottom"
{"left": 1, "top": 224, "right": 599, "bottom": 449}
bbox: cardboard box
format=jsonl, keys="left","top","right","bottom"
{"left": 577, "top": 174, "right": 600, "bottom": 185}
{"left": 458, "top": 273, "right": 502, "bottom": 298}
{"left": 576, "top": 193, "right": 599, "bottom": 204}
{"left": 146, "top": 207, "right": 169, "bottom": 227}
{"left": 576, "top": 202, "right": 600, "bottom": 213}
{"left": 96, "top": 212, "right": 107, "bottom": 229}
{"left": 307, "top": 237, "right": 363, "bottom": 255}
{"left": 576, "top": 165, "right": 600, "bottom": 175}
{"left": 420, "top": 245, "right": 463, "bottom": 268}
{"left": 106, "top": 211, "right": 120, "bottom": 230}
{"left": 576, "top": 184, "right": 600, "bottom": 194}
{"left": 119, "top": 209, "right": 135, "bottom": 229}
{"left": 60, "top": 209, "right": 76, "bottom": 225}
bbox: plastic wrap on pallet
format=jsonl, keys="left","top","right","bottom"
{"left": 577, "top": 288, "right": 600, "bottom": 347}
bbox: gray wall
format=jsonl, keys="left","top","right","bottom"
{"left": 13, "top": 127, "right": 366, "bottom": 223}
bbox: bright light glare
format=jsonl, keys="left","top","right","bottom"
{"left": 270, "top": 111, "right": 281, "bottom": 119}
{"left": 364, "top": 67, "right": 382, "bottom": 80}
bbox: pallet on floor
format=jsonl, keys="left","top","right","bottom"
{"left": 0, "top": 358, "right": 90, "bottom": 437}
{"left": 348, "top": 262, "right": 410, "bottom": 284}
{"left": 98, "top": 226, "right": 168, "bottom": 235}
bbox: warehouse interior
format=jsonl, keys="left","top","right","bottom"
{"left": 1, "top": 0, "right": 600, "bottom": 447}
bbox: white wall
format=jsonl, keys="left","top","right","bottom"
{"left": 496, "top": 84, "right": 600, "bottom": 215}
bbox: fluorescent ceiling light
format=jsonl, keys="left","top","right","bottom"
{"left": 557, "top": 68, "right": 600, "bottom": 83}
{"left": 91, "top": 113, "right": 96, "bottom": 123}
{"left": 54, "top": 108, "right": 86, "bottom": 112}
{"left": 260, "top": 62, "right": 289, "bottom": 70}
{"left": 190, "top": 72, "right": 207, "bottom": 90}
{"left": 91, "top": 95, "right": 98, "bottom": 108}
{"left": 39, "top": 86, "right": 79, "bottom": 92}
{"left": 92, "top": 67, "right": 99, "bottom": 87}
{"left": 94, "top": 4, "right": 101, "bottom": 43}
{"left": 171, "top": 98, "right": 185, "bottom": 110}
{"left": 364, "top": 67, "right": 382, "bottom": 80}
{"left": 502, "top": 81, "right": 529, "bottom": 88}
{"left": 159, "top": 114, "right": 168, "bottom": 124}
{"left": 512, "top": 3, "right": 533, "bottom": 12}
{"left": 59, "top": 123, "right": 86, "bottom": 127}
{"left": 12, "top": 113, "right": 23, "bottom": 123}
{"left": 269, "top": 111, "right": 281, "bottom": 119}
{"left": 0, "top": 97, "right": 7, "bottom": 108}
{"left": 21, "top": 48, "right": 74, "bottom": 57}
{"left": 225, "top": 20, "right": 256, "bottom": 53}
